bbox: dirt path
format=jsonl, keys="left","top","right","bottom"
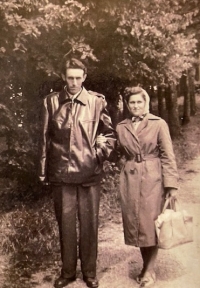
{"left": 28, "top": 155, "right": 200, "bottom": 288}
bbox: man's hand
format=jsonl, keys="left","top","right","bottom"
{"left": 96, "top": 134, "right": 107, "bottom": 149}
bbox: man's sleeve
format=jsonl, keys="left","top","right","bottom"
{"left": 38, "top": 97, "right": 49, "bottom": 182}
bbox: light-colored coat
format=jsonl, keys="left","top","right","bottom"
{"left": 116, "top": 113, "right": 179, "bottom": 247}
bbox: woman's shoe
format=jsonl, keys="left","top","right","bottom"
{"left": 135, "top": 267, "right": 145, "bottom": 284}
{"left": 139, "top": 271, "right": 156, "bottom": 287}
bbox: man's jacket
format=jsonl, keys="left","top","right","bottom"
{"left": 38, "top": 87, "right": 116, "bottom": 185}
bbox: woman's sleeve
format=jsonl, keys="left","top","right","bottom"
{"left": 96, "top": 97, "right": 117, "bottom": 163}
{"left": 158, "top": 120, "right": 179, "bottom": 189}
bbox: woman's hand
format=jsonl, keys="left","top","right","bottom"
{"left": 96, "top": 134, "right": 107, "bottom": 148}
{"left": 165, "top": 188, "right": 178, "bottom": 200}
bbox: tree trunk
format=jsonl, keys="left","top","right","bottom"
{"left": 157, "top": 85, "right": 165, "bottom": 119}
{"left": 188, "top": 67, "right": 196, "bottom": 116}
{"left": 165, "top": 83, "right": 180, "bottom": 139}
{"left": 182, "top": 72, "right": 190, "bottom": 125}
{"left": 164, "top": 86, "right": 170, "bottom": 112}
{"left": 146, "top": 85, "right": 154, "bottom": 113}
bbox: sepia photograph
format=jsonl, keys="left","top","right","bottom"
{"left": 0, "top": 0, "right": 200, "bottom": 287}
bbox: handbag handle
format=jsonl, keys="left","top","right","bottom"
{"left": 162, "top": 197, "right": 171, "bottom": 213}
{"left": 162, "top": 196, "right": 180, "bottom": 213}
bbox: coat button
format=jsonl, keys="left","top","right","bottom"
{"left": 130, "top": 169, "right": 135, "bottom": 174}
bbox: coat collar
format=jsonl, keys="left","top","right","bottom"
{"left": 59, "top": 87, "right": 88, "bottom": 105}
{"left": 76, "top": 87, "right": 89, "bottom": 105}
{"left": 118, "top": 113, "right": 160, "bottom": 125}
{"left": 117, "top": 113, "right": 161, "bottom": 142}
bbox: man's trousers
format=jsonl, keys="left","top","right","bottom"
{"left": 52, "top": 183, "right": 100, "bottom": 279}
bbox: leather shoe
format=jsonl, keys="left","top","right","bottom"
{"left": 54, "top": 275, "right": 76, "bottom": 288}
{"left": 83, "top": 276, "right": 99, "bottom": 288}
{"left": 139, "top": 271, "right": 156, "bottom": 287}
{"left": 136, "top": 267, "right": 145, "bottom": 284}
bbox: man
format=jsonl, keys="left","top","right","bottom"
{"left": 38, "top": 58, "right": 116, "bottom": 288}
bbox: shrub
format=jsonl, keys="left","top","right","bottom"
{"left": 99, "top": 161, "right": 121, "bottom": 221}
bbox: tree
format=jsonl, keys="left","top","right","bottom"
{"left": 157, "top": 85, "right": 166, "bottom": 119}
{"left": 178, "top": 0, "right": 200, "bottom": 124}
{"left": 79, "top": 0, "right": 197, "bottom": 135}
{"left": 189, "top": 67, "right": 197, "bottom": 116}
{"left": 180, "top": 72, "right": 190, "bottom": 125}
{"left": 165, "top": 83, "right": 180, "bottom": 138}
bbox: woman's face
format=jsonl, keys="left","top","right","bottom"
{"left": 127, "top": 93, "right": 146, "bottom": 117}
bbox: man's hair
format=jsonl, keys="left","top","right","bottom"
{"left": 61, "top": 58, "right": 87, "bottom": 75}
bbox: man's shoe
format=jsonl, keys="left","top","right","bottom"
{"left": 54, "top": 275, "right": 76, "bottom": 288}
{"left": 83, "top": 276, "right": 99, "bottom": 288}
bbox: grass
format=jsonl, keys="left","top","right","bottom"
{"left": 0, "top": 196, "right": 58, "bottom": 255}
{"left": 0, "top": 96, "right": 200, "bottom": 287}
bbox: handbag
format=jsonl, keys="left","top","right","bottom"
{"left": 155, "top": 196, "right": 193, "bottom": 249}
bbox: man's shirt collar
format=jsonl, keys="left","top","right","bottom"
{"left": 65, "top": 86, "right": 82, "bottom": 101}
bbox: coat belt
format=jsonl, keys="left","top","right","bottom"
{"left": 126, "top": 153, "right": 159, "bottom": 163}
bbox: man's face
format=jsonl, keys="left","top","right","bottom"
{"left": 63, "top": 68, "right": 87, "bottom": 95}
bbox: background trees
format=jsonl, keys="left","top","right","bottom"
{"left": 0, "top": 0, "right": 199, "bottom": 191}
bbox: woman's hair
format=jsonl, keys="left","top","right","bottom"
{"left": 124, "top": 87, "right": 144, "bottom": 102}
{"left": 124, "top": 86, "right": 150, "bottom": 114}
{"left": 61, "top": 58, "right": 87, "bottom": 75}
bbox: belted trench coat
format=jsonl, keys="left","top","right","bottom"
{"left": 38, "top": 87, "right": 116, "bottom": 185}
{"left": 116, "top": 113, "right": 179, "bottom": 247}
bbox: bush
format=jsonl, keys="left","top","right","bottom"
{"left": 100, "top": 161, "right": 121, "bottom": 221}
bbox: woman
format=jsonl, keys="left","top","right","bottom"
{"left": 115, "top": 87, "right": 179, "bottom": 287}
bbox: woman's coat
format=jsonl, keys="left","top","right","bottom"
{"left": 116, "top": 113, "right": 179, "bottom": 247}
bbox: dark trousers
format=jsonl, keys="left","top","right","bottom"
{"left": 52, "top": 183, "right": 100, "bottom": 278}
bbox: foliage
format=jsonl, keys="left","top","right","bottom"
{"left": 0, "top": 86, "right": 40, "bottom": 194}
{"left": 84, "top": 0, "right": 198, "bottom": 86}
{"left": 0, "top": 0, "right": 198, "bottom": 85}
